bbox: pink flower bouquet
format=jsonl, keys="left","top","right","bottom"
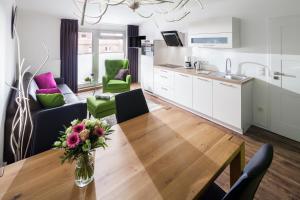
{"left": 53, "top": 118, "right": 113, "bottom": 163}
{"left": 53, "top": 118, "right": 113, "bottom": 187}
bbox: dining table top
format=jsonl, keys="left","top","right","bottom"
{"left": 0, "top": 106, "right": 244, "bottom": 200}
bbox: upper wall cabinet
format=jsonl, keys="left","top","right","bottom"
{"left": 188, "top": 17, "right": 240, "bottom": 48}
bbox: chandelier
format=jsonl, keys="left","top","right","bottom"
{"left": 73, "top": 0, "right": 204, "bottom": 25}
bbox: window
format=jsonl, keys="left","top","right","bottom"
{"left": 99, "top": 39, "right": 124, "bottom": 53}
{"left": 78, "top": 32, "right": 92, "bottom": 54}
{"left": 98, "top": 32, "right": 125, "bottom": 83}
{"left": 78, "top": 32, "right": 93, "bottom": 86}
{"left": 77, "top": 30, "right": 126, "bottom": 88}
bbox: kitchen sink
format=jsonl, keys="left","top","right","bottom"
{"left": 211, "top": 72, "right": 248, "bottom": 81}
{"left": 159, "top": 64, "right": 181, "bottom": 69}
{"left": 222, "top": 74, "right": 248, "bottom": 80}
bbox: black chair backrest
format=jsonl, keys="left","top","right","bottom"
{"left": 223, "top": 144, "right": 273, "bottom": 200}
{"left": 115, "top": 89, "right": 149, "bottom": 123}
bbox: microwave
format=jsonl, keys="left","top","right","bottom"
{"left": 188, "top": 32, "right": 238, "bottom": 48}
{"left": 141, "top": 40, "right": 154, "bottom": 56}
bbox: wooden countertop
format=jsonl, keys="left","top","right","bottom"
{"left": 0, "top": 108, "right": 245, "bottom": 200}
{"left": 154, "top": 65, "right": 254, "bottom": 85}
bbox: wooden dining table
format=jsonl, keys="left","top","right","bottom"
{"left": 0, "top": 106, "right": 244, "bottom": 200}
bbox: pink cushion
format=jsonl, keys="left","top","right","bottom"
{"left": 34, "top": 72, "right": 57, "bottom": 89}
{"left": 36, "top": 88, "right": 61, "bottom": 94}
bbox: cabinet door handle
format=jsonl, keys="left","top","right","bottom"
{"left": 282, "top": 73, "right": 297, "bottom": 78}
{"left": 179, "top": 73, "right": 188, "bottom": 77}
{"left": 219, "top": 82, "right": 236, "bottom": 88}
{"left": 161, "top": 87, "right": 168, "bottom": 91}
{"left": 197, "top": 77, "right": 210, "bottom": 82}
{"left": 160, "top": 75, "right": 168, "bottom": 79}
{"left": 161, "top": 70, "right": 168, "bottom": 73}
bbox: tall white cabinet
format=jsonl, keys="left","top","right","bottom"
{"left": 141, "top": 55, "right": 154, "bottom": 93}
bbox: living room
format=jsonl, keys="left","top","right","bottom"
{"left": 0, "top": 0, "right": 300, "bottom": 199}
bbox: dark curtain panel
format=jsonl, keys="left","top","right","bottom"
{"left": 127, "top": 25, "right": 139, "bottom": 83}
{"left": 60, "top": 19, "right": 78, "bottom": 93}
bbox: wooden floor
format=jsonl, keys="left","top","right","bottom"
{"left": 79, "top": 84, "right": 300, "bottom": 200}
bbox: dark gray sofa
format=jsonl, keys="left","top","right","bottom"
{"left": 4, "top": 72, "right": 87, "bottom": 164}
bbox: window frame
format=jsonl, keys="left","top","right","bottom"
{"left": 77, "top": 29, "right": 127, "bottom": 89}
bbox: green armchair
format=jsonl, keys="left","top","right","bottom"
{"left": 102, "top": 59, "right": 131, "bottom": 93}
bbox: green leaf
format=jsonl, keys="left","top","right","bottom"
{"left": 53, "top": 141, "right": 61, "bottom": 147}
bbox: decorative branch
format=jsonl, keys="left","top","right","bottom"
{"left": 73, "top": 0, "right": 204, "bottom": 25}
{"left": 6, "top": 21, "right": 49, "bottom": 162}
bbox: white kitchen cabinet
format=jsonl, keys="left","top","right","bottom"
{"left": 193, "top": 76, "right": 213, "bottom": 117}
{"left": 153, "top": 68, "right": 160, "bottom": 95}
{"left": 153, "top": 68, "right": 174, "bottom": 100}
{"left": 154, "top": 67, "right": 253, "bottom": 133}
{"left": 188, "top": 17, "right": 240, "bottom": 48}
{"left": 141, "top": 55, "right": 154, "bottom": 92}
{"left": 174, "top": 72, "right": 193, "bottom": 108}
{"left": 213, "top": 80, "right": 242, "bottom": 129}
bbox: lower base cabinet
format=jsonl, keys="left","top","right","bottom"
{"left": 213, "top": 80, "right": 242, "bottom": 129}
{"left": 174, "top": 73, "right": 193, "bottom": 109}
{"left": 153, "top": 67, "right": 253, "bottom": 133}
{"left": 193, "top": 76, "right": 213, "bottom": 117}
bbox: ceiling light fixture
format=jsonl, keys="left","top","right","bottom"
{"left": 73, "top": 0, "right": 204, "bottom": 25}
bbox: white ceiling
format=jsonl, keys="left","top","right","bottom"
{"left": 18, "top": 0, "right": 300, "bottom": 27}
{"left": 18, "top": 0, "right": 149, "bottom": 25}
{"left": 18, "top": 0, "right": 224, "bottom": 26}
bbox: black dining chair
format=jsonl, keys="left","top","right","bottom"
{"left": 199, "top": 143, "right": 274, "bottom": 200}
{"left": 115, "top": 89, "right": 149, "bottom": 123}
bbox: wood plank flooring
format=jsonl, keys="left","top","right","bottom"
{"left": 78, "top": 85, "right": 300, "bottom": 200}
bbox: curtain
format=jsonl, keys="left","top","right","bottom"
{"left": 60, "top": 19, "right": 78, "bottom": 93}
{"left": 127, "top": 25, "right": 139, "bottom": 83}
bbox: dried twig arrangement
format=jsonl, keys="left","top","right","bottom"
{"left": 6, "top": 24, "right": 49, "bottom": 162}
{"left": 73, "top": 0, "right": 204, "bottom": 25}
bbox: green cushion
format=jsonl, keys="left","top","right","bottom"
{"left": 36, "top": 93, "right": 65, "bottom": 108}
{"left": 107, "top": 80, "right": 129, "bottom": 88}
{"left": 87, "top": 97, "right": 116, "bottom": 118}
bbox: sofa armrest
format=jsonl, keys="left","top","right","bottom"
{"left": 55, "top": 77, "right": 65, "bottom": 84}
{"left": 31, "top": 102, "right": 87, "bottom": 155}
{"left": 126, "top": 75, "right": 132, "bottom": 85}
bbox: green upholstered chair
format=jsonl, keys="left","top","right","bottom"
{"left": 102, "top": 59, "right": 131, "bottom": 93}
{"left": 87, "top": 96, "right": 116, "bottom": 119}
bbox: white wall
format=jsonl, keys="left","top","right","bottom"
{"left": 139, "top": 0, "right": 300, "bottom": 130}
{"left": 0, "top": 0, "right": 17, "bottom": 164}
{"left": 17, "top": 10, "right": 61, "bottom": 77}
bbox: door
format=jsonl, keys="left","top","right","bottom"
{"left": 269, "top": 16, "right": 300, "bottom": 142}
{"left": 174, "top": 73, "right": 193, "bottom": 108}
{"left": 193, "top": 76, "right": 213, "bottom": 117}
{"left": 213, "top": 80, "right": 242, "bottom": 129}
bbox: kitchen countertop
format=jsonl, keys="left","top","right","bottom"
{"left": 154, "top": 64, "right": 254, "bottom": 85}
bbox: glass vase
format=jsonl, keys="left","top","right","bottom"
{"left": 74, "top": 150, "right": 95, "bottom": 187}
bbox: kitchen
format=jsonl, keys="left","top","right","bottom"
{"left": 141, "top": 16, "right": 300, "bottom": 142}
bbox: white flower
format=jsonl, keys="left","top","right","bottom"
{"left": 71, "top": 119, "right": 80, "bottom": 126}
{"left": 101, "top": 120, "right": 109, "bottom": 127}
{"left": 66, "top": 127, "right": 72, "bottom": 135}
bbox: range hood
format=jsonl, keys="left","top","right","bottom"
{"left": 161, "top": 31, "right": 185, "bottom": 47}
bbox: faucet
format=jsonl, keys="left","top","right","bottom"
{"left": 225, "top": 58, "right": 232, "bottom": 75}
